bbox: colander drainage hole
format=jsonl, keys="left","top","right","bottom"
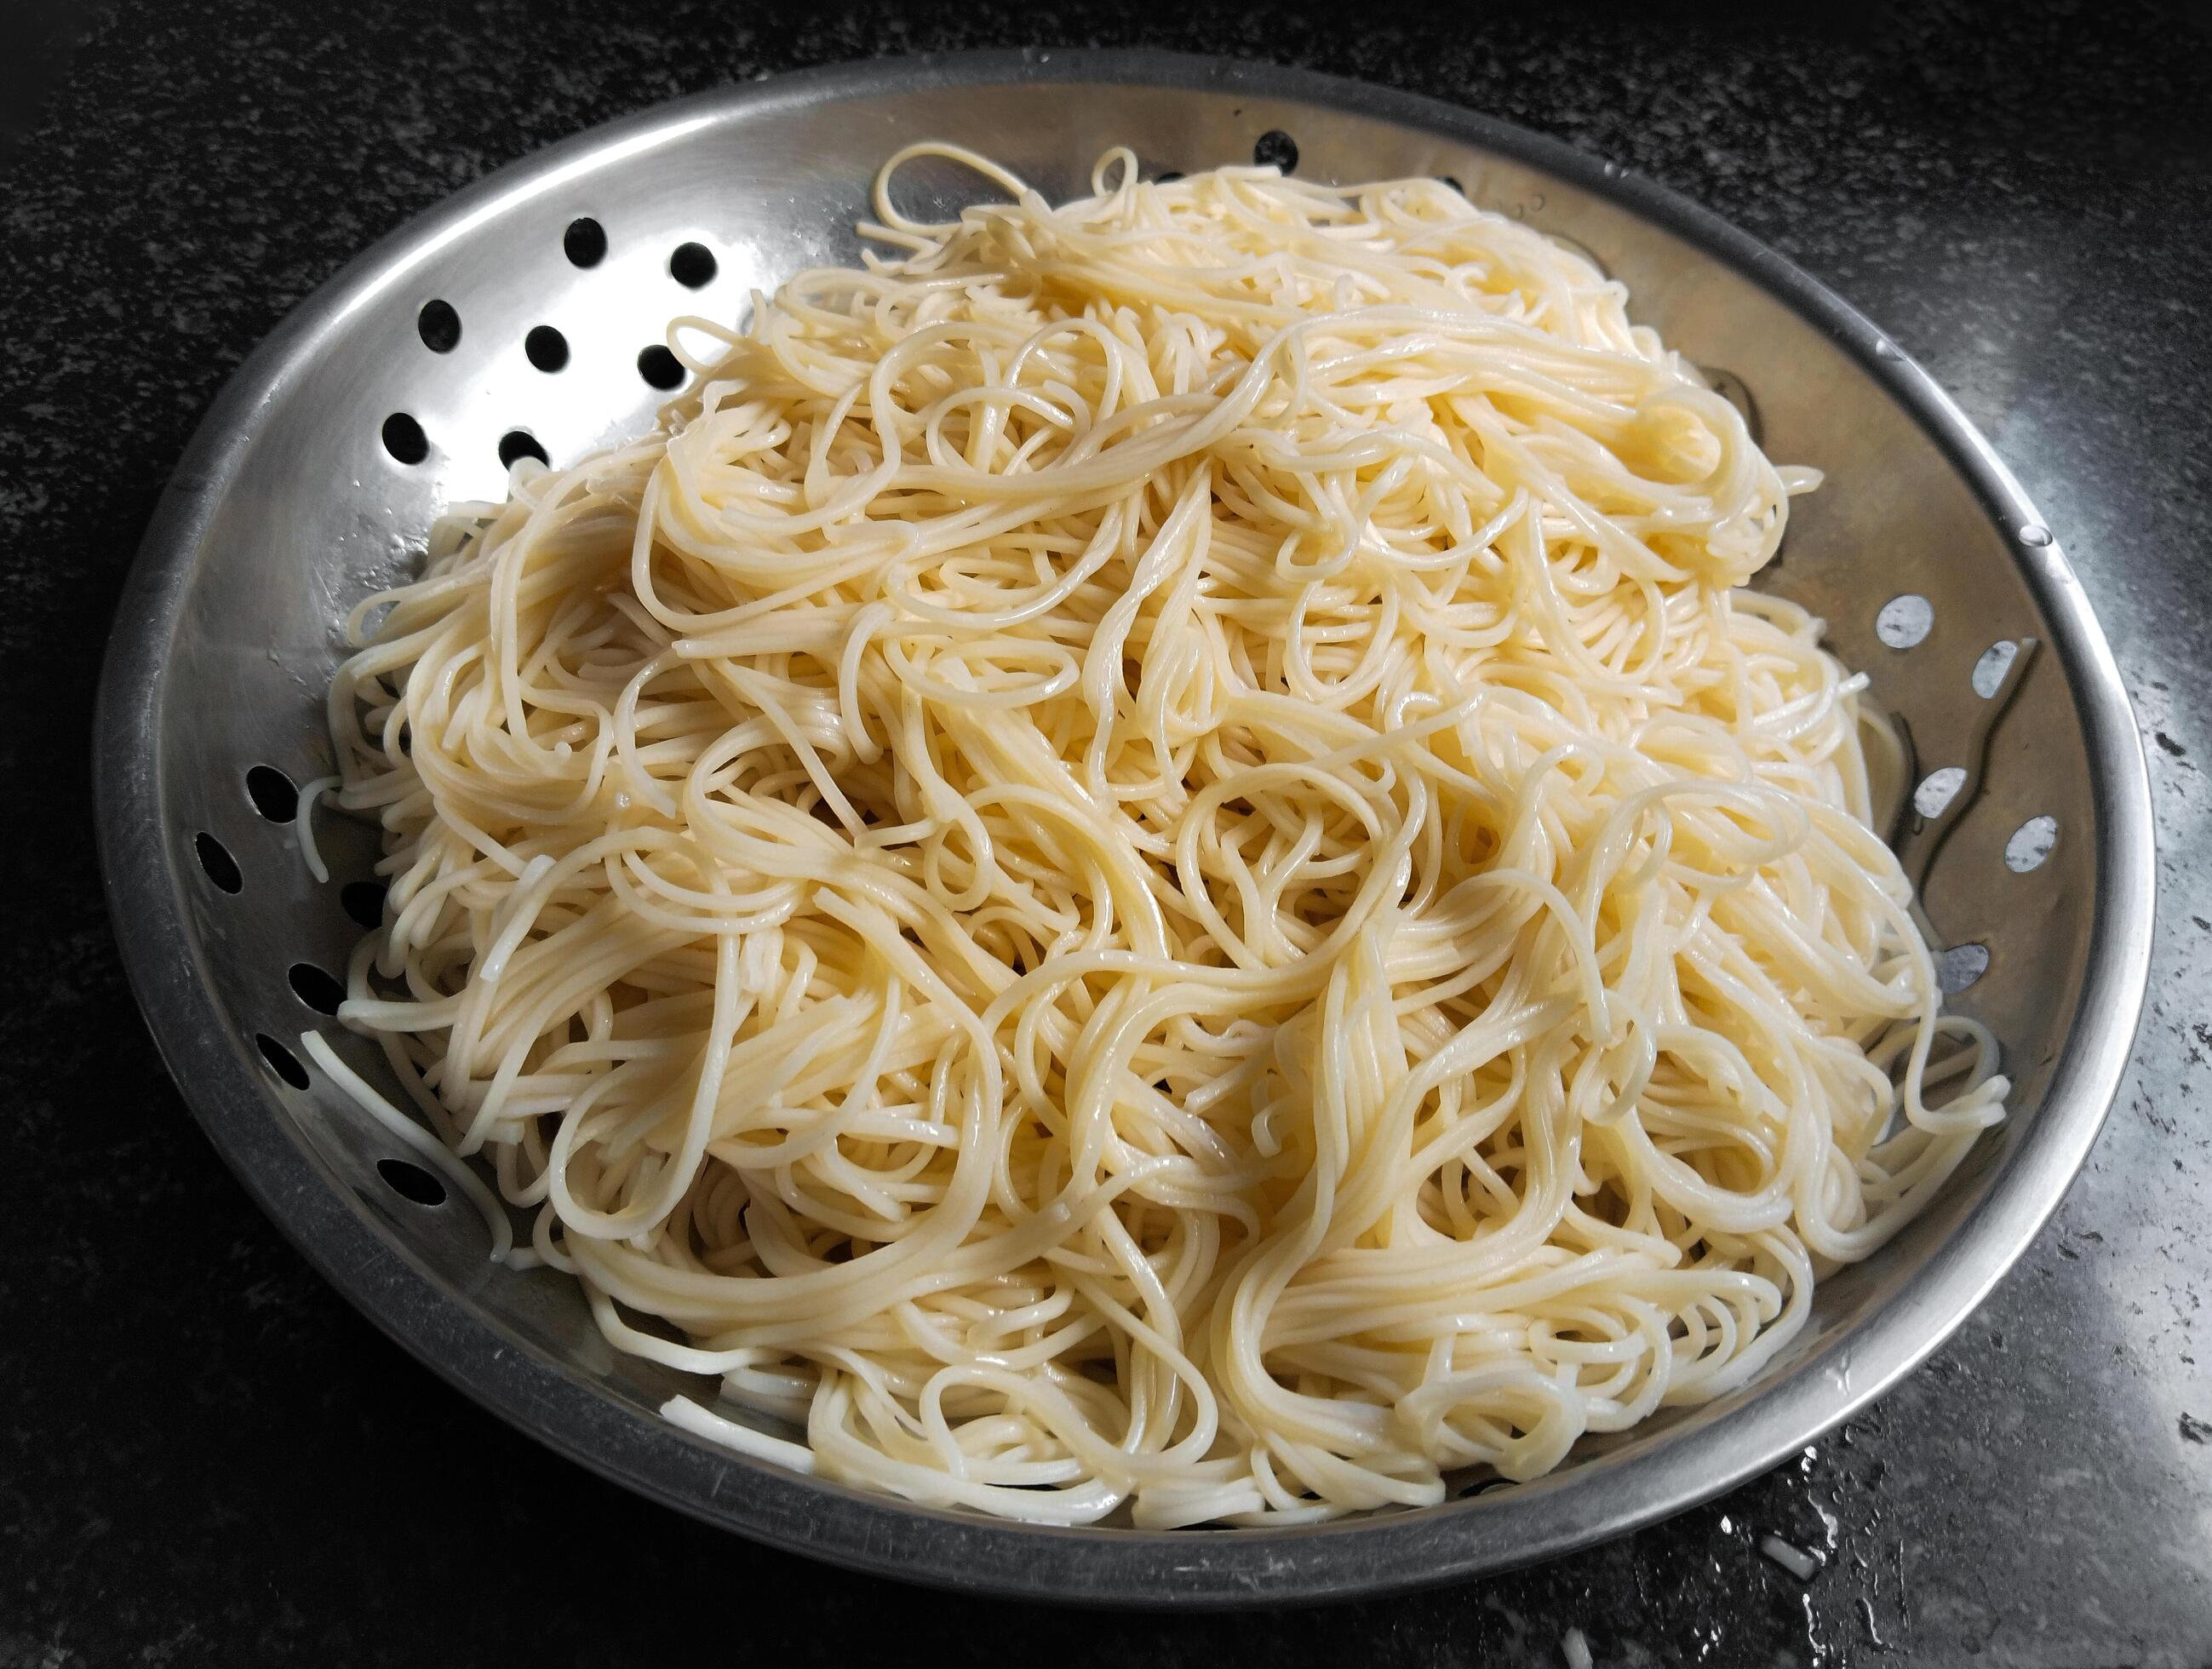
{"left": 1436, "top": 175, "right": 1465, "bottom": 195}
{"left": 1936, "top": 943, "right": 1990, "bottom": 994}
{"left": 195, "top": 831, "right": 243, "bottom": 893}
{"left": 1876, "top": 594, "right": 1933, "bottom": 649}
{"left": 1698, "top": 368, "right": 1761, "bottom": 446}
{"left": 377, "top": 1157, "right": 449, "bottom": 1207}
{"left": 498, "top": 429, "right": 549, "bottom": 469}
{"left": 1913, "top": 766, "right": 1967, "bottom": 819}
{"left": 381, "top": 413, "right": 429, "bottom": 466}
{"left": 341, "top": 880, "right": 387, "bottom": 929}
{"left": 255, "top": 1032, "right": 310, "bottom": 1089}
{"left": 670, "top": 241, "right": 718, "bottom": 288}
{"left": 416, "top": 299, "right": 461, "bottom": 353}
{"left": 1253, "top": 129, "right": 1298, "bottom": 172}
{"left": 564, "top": 216, "right": 607, "bottom": 267}
{"left": 1972, "top": 639, "right": 2019, "bottom": 697}
{"left": 638, "top": 344, "right": 685, "bottom": 389}
{"left": 245, "top": 764, "right": 297, "bottom": 822}
{"left": 1154, "top": 169, "right": 1184, "bottom": 184}
{"left": 288, "top": 962, "right": 347, "bottom": 1015}
{"left": 2005, "top": 815, "right": 2058, "bottom": 873}
{"left": 524, "top": 325, "right": 570, "bottom": 372}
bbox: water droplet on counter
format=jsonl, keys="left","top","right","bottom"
{"left": 1860, "top": 1597, "right": 1888, "bottom": 1651}
{"left": 1762, "top": 1534, "right": 1825, "bottom": 1580}
{"left": 1803, "top": 1594, "right": 1834, "bottom": 1666}
{"left": 2018, "top": 524, "right": 2053, "bottom": 547}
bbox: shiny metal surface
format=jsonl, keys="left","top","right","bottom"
{"left": 92, "top": 50, "right": 2156, "bottom": 1605}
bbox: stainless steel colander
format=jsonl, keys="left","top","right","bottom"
{"left": 93, "top": 50, "right": 2156, "bottom": 1605}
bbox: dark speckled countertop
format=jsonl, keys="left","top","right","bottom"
{"left": 4, "top": 1, "right": 2210, "bottom": 1664}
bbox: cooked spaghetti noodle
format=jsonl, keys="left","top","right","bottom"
{"left": 323, "top": 145, "right": 2004, "bottom": 1526}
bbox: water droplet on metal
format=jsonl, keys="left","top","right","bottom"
{"left": 1874, "top": 338, "right": 1901, "bottom": 359}
{"left": 2018, "top": 523, "right": 2053, "bottom": 547}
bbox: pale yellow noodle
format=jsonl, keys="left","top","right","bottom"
{"left": 324, "top": 145, "right": 2004, "bottom": 1527}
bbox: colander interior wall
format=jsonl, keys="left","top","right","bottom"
{"left": 95, "top": 51, "right": 2154, "bottom": 1605}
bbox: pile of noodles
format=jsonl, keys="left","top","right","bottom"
{"left": 314, "top": 145, "right": 2004, "bottom": 1526}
